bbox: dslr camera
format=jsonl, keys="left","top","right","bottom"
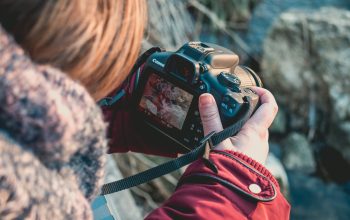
{"left": 134, "top": 42, "right": 262, "bottom": 151}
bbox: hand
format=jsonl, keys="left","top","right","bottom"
{"left": 198, "top": 87, "right": 278, "bottom": 164}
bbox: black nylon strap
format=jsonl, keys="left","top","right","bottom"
{"left": 98, "top": 47, "right": 163, "bottom": 107}
{"left": 101, "top": 98, "right": 255, "bottom": 195}
{"left": 100, "top": 132, "right": 214, "bottom": 195}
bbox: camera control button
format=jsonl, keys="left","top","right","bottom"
{"left": 189, "top": 123, "right": 196, "bottom": 131}
{"left": 193, "top": 136, "right": 200, "bottom": 143}
{"left": 196, "top": 128, "right": 203, "bottom": 134}
{"left": 223, "top": 96, "right": 230, "bottom": 103}
{"left": 220, "top": 98, "right": 239, "bottom": 117}
{"left": 228, "top": 107, "right": 235, "bottom": 115}
{"left": 199, "top": 63, "right": 209, "bottom": 73}
{"left": 183, "top": 137, "right": 191, "bottom": 144}
{"left": 194, "top": 110, "right": 200, "bottom": 117}
{"left": 198, "top": 81, "right": 208, "bottom": 92}
{"left": 243, "top": 88, "right": 256, "bottom": 94}
{"left": 218, "top": 72, "right": 241, "bottom": 90}
{"left": 221, "top": 102, "right": 229, "bottom": 110}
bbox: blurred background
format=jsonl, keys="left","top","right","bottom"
{"left": 108, "top": 0, "right": 350, "bottom": 219}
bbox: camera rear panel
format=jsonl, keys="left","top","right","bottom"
{"left": 134, "top": 42, "right": 261, "bottom": 151}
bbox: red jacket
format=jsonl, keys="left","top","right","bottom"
{"left": 102, "top": 80, "right": 290, "bottom": 219}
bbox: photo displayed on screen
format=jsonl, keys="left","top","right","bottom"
{"left": 139, "top": 73, "right": 193, "bottom": 130}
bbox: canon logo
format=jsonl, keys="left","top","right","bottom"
{"left": 152, "top": 58, "right": 165, "bottom": 67}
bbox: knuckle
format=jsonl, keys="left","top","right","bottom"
{"left": 201, "top": 109, "right": 219, "bottom": 123}
{"left": 273, "top": 103, "right": 279, "bottom": 114}
{"left": 260, "top": 129, "right": 269, "bottom": 140}
{"left": 244, "top": 124, "right": 269, "bottom": 140}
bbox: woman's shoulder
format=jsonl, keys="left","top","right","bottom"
{"left": 0, "top": 25, "right": 108, "bottom": 199}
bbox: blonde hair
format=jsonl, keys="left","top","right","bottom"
{"left": 0, "top": 0, "right": 147, "bottom": 100}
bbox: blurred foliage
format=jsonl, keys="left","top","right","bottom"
{"left": 188, "top": 0, "right": 260, "bottom": 61}
{"left": 114, "top": 153, "right": 182, "bottom": 216}
{"left": 143, "top": 0, "right": 259, "bottom": 63}
{"left": 191, "top": 0, "right": 260, "bottom": 29}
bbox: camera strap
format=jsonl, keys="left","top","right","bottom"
{"left": 100, "top": 97, "right": 255, "bottom": 195}
{"left": 98, "top": 47, "right": 164, "bottom": 107}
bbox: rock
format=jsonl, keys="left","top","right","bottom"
{"left": 288, "top": 171, "right": 350, "bottom": 220}
{"left": 281, "top": 133, "right": 316, "bottom": 173}
{"left": 265, "top": 153, "right": 289, "bottom": 197}
{"left": 93, "top": 155, "right": 142, "bottom": 220}
{"left": 245, "top": 0, "right": 350, "bottom": 56}
{"left": 143, "top": 0, "right": 194, "bottom": 50}
{"left": 269, "top": 107, "right": 287, "bottom": 133}
{"left": 262, "top": 7, "right": 350, "bottom": 163}
{"left": 328, "top": 121, "right": 350, "bottom": 165}
{"left": 314, "top": 142, "right": 350, "bottom": 183}
{"left": 269, "top": 142, "right": 282, "bottom": 159}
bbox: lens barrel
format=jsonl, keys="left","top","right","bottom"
{"left": 233, "top": 66, "right": 263, "bottom": 88}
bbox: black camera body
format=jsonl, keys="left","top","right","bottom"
{"left": 134, "top": 42, "right": 261, "bottom": 151}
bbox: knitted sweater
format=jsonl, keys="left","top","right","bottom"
{"left": 0, "top": 26, "right": 108, "bottom": 219}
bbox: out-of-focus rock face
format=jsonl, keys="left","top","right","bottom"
{"left": 288, "top": 171, "right": 350, "bottom": 220}
{"left": 143, "top": 0, "right": 194, "bottom": 50}
{"left": 246, "top": 0, "right": 350, "bottom": 56}
{"left": 265, "top": 153, "right": 289, "bottom": 197}
{"left": 281, "top": 133, "right": 316, "bottom": 174}
{"left": 262, "top": 7, "right": 350, "bottom": 162}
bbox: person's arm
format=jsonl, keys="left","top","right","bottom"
{"left": 145, "top": 88, "right": 291, "bottom": 219}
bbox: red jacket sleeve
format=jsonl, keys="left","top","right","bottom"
{"left": 145, "top": 150, "right": 290, "bottom": 220}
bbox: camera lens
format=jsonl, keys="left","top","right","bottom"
{"left": 233, "top": 66, "right": 262, "bottom": 87}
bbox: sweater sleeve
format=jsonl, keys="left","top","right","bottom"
{"left": 145, "top": 150, "right": 291, "bottom": 220}
{"left": 0, "top": 133, "right": 93, "bottom": 220}
{"left": 0, "top": 26, "right": 108, "bottom": 219}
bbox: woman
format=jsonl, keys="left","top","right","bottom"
{"left": 0, "top": 0, "right": 290, "bottom": 219}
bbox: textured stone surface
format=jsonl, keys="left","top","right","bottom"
{"left": 288, "top": 171, "right": 350, "bottom": 220}
{"left": 102, "top": 155, "right": 142, "bottom": 220}
{"left": 281, "top": 133, "right": 316, "bottom": 173}
{"left": 245, "top": 0, "right": 350, "bottom": 56}
{"left": 270, "top": 108, "right": 287, "bottom": 133}
{"left": 265, "top": 153, "right": 289, "bottom": 197}
{"left": 262, "top": 7, "right": 350, "bottom": 163}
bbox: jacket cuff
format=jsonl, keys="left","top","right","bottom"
{"left": 217, "top": 150, "right": 280, "bottom": 189}
{"left": 178, "top": 149, "right": 279, "bottom": 202}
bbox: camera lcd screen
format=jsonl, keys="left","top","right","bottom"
{"left": 139, "top": 73, "right": 193, "bottom": 130}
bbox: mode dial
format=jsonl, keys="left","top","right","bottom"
{"left": 217, "top": 72, "right": 241, "bottom": 91}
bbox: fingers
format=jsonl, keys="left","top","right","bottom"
{"left": 197, "top": 89, "right": 277, "bottom": 152}
{"left": 198, "top": 93, "right": 232, "bottom": 150}
{"left": 244, "top": 87, "right": 278, "bottom": 131}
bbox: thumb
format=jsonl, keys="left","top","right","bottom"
{"left": 198, "top": 94, "right": 232, "bottom": 150}
{"left": 198, "top": 94, "right": 223, "bottom": 135}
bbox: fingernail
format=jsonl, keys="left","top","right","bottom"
{"left": 200, "top": 94, "right": 214, "bottom": 106}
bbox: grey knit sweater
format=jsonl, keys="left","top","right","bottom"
{"left": 0, "top": 26, "right": 108, "bottom": 219}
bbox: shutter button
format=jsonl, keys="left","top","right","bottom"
{"left": 248, "top": 184, "right": 262, "bottom": 194}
